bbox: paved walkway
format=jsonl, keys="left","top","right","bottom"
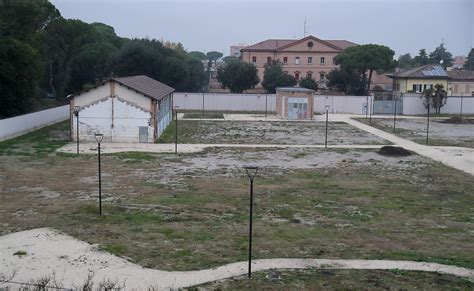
{"left": 1, "top": 228, "right": 473, "bottom": 290}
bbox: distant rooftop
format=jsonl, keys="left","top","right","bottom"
{"left": 390, "top": 64, "right": 449, "bottom": 79}
{"left": 242, "top": 35, "right": 357, "bottom": 52}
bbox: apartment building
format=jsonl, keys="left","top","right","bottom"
{"left": 240, "top": 35, "right": 357, "bottom": 88}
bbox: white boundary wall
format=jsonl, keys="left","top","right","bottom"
{"left": 313, "top": 95, "right": 369, "bottom": 114}
{"left": 0, "top": 105, "right": 69, "bottom": 141}
{"left": 174, "top": 93, "right": 276, "bottom": 112}
{"left": 403, "top": 94, "right": 474, "bottom": 115}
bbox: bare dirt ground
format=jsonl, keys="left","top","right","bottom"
{"left": 158, "top": 120, "right": 389, "bottom": 145}
{"left": 361, "top": 118, "right": 474, "bottom": 148}
{"left": 1, "top": 120, "right": 473, "bottom": 289}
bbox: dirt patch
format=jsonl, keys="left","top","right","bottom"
{"left": 378, "top": 146, "right": 413, "bottom": 157}
{"left": 439, "top": 117, "right": 474, "bottom": 124}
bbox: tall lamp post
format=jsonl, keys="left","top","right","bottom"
{"left": 393, "top": 96, "right": 397, "bottom": 133}
{"left": 245, "top": 166, "right": 258, "bottom": 279}
{"left": 369, "top": 96, "right": 373, "bottom": 124}
{"left": 94, "top": 133, "right": 104, "bottom": 216}
{"left": 74, "top": 106, "right": 80, "bottom": 154}
{"left": 174, "top": 106, "right": 180, "bottom": 154}
{"left": 325, "top": 105, "right": 330, "bottom": 148}
{"left": 426, "top": 94, "right": 430, "bottom": 145}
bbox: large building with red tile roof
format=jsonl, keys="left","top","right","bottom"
{"left": 240, "top": 35, "right": 358, "bottom": 89}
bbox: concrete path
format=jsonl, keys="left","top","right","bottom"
{"left": 58, "top": 142, "right": 386, "bottom": 154}
{"left": 1, "top": 228, "right": 473, "bottom": 290}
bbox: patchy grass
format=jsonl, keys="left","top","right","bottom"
{"left": 99, "top": 243, "right": 126, "bottom": 256}
{"left": 157, "top": 120, "right": 388, "bottom": 145}
{"left": 189, "top": 269, "right": 474, "bottom": 290}
{"left": 13, "top": 250, "right": 27, "bottom": 257}
{"left": 111, "top": 152, "right": 157, "bottom": 163}
{"left": 157, "top": 120, "right": 176, "bottom": 143}
{"left": 183, "top": 112, "right": 224, "bottom": 119}
{"left": 356, "top": 118, "right": 474, "bottom": 148}
{"left": 0, "top": 121, "right": 70, "bottom": 156}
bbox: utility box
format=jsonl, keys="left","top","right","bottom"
{"left": 276, "top": 87, "right": 314, "bottom": 120}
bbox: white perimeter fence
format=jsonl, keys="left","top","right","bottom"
{"left": 175, "top": 92, "right": 474, "bottom": 115}
{"left": 0, "top": 105, "right": 69, "bottom": 141}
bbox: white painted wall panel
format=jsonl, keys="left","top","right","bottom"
{"left": 74, "top": 83, "right": 110, "bottom": 107}
{"left": 0, "top": 105, "right": 69, "bottom": 141}
{"left": 73, "top": 97, "right": 152, "bottom": 143}
{"left": 115, "top": 84, "right": 151, "bottom": 111}
{"left": 174, "top": 93, "right": 276, "bottom": 112}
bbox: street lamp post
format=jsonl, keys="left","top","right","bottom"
{"left": 74, "top": 106, "right": 80, "bottom": 154}
{"left": 265, "top": 93, "right": 268, "bottom": 118}
{"left": 426, "top": 94, "right": 430, "bottom": 145}
{"left": 245, "top": 166, "right": 258, "bottom": 279}
{"left": 325, "top": 105, "right": 330, "bottom": 148}
{"left": 174, "top": 106, "right": 180, "bottom": 154}
{"left": 393, "top": 97, "right": 397, "bottom": 133}
{"left": 94, "top": 133, "right": 104, "bottom": 216}
{"left": 365, "top": 96, "right": 369, "bottom": 118}
{"left": 369, "top": 96, "right": 373, "bottom": 125}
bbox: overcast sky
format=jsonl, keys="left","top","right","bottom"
{"left": 51, "top": 0, "right": 473, "bottom": 58}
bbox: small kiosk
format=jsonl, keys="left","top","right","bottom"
{"left": 275, "top": 87, "right": 314, "bottom": 120}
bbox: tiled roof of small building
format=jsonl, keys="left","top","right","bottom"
{"left": 114, "top": 75, "right": 175, "bottom": 100}
{"left": 391, "top": 64, "right": 449, "bottom": 79}
{"left": 447, "top": 70, "right": 474, "bottom": 81}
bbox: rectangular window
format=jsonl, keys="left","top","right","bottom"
{"left": 332, "top": 58, "right": 336, "bottom": 65}
{"left": 472, "top": 91, "right": 474, "bottom": 97}
{"left": 320, "top": 57, "right": 325, "bottom": 64}
{"left": 283, "top": 57, "right": 288, "bottom": 64}
{"left": 252, "top": 56, "right": 256, "bottom": 64}
{"left": 453, "top": 84, "right": 458, "bottom": 93}
{"left": 413, "top": 84, "right": 423, "bottom": 93}
{"left": 295, "top": 57, "right": 300, "bottom": 65}
{"left": 308, "top": 57, "right": 313, "bottom": 64}
{"left": 320, "top": 73, "right": 325, "bottom": 80}
{"left": 295, "top": 72, "right": 300, "bottom": 80}
{"left": 307, "top": 72, "right": 312, "bottom": 79}
{"left": 267, "top": 57, "right": 271, "bottom": 64}
{"left": 466, "top": 84, "right": 470, "bottom": 93}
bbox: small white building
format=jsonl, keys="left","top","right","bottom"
{"left": 68, "top": 75, "right": 174, "bottom": 143}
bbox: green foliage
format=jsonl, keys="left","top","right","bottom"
{"left": 335, "top": 44, "right": 395, "bottom": 95}
{"left": 412, "top": 49, "right": 429, "bottom": 67}
{"left": 0, "top": 37, "right": 42, "bottom": 118}
{"left": 206, "top": 51, "right": 223, "bottom": 61}
{"left": 326, "top": 68, "right": 365, "bottom": 95}
{"left": 463, "top": 48, "right": 473, "bottom": 70}
{"left": 429, "top": 43, "right": 453, "bottom": 67}
{"left": 217, "top": 62, "right": 259, "bottom": 93}
{"left": 398, "top": 53, "right": 413, "bottom": 69}
{"left": 421, "top": 84, "right": 448, "bottom": 114}
{"left": 189, "top": 51, "right": 207, "bottom": 60}
{"left": 261, "top": 60, "right": 297, "bottom": 93}
{"left": 298, "top": 76, "right": 318, "bottom": 91}
{"left": 222, "top": 56, "right": 240, "bottom": 64}
{"left": 1, "top": 0, "right": 207, "bottom": 118}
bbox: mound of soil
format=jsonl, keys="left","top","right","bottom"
{"left": 378, "top": 146, "right": 412, "bottom": 157}
{"left": 439, "top": 117, "right": 474, "bottom": 124}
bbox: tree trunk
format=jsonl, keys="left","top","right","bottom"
{"left": 366, "top": 69, "right": 373, "bottom": 96}
{"left": 48, "top": 62, "right": 56, "bottom": 97}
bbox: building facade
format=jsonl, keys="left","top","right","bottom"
{"left": 240, "top": 35, "right": 357, "bottom": 88}
{"left": 448, "top": 70, "right": 474, "bottom": 96}
{"left": 389, "top": 64, "right": 450, "bottom": 94}
{"left": 68, "top": 75, "right": 174, "bottom": 143}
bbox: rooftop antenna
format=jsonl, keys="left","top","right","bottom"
{"left": 303, "top": 18, "right": 307, "bottom": 37}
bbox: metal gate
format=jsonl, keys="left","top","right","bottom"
{"left": 287, "top": 97, "right": 308, "bottom": 120}
{"left": 373, "top": 92, "right": 403, "bottom": 114}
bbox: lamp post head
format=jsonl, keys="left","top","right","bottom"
{"left": 74, "top": 106, "right": 80, "bottom": 116}
{"left": 325, "top": 105, "right": 330, "bottom": 111}
{"left": 94, "top": 133, "right": 104, "bottom": 144}
{"left": 245, "top": 166, "right": 258, "bottom": 180}
{"left": 173, "top": 106, "right": 180, "bottom": 110}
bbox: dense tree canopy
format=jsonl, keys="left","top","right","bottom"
{"left": 217, "top": 62, "right": 259, "bottom": 93}
{"left": 429, "top": 44, "right": 453, "bottom": 67}
{"left": 326, "top": 68, "right": 365, "bottom": 95}
{"left": 463, "top": 48, "right": 473, "bottom": 70}
{"left": 334, "top": 44, "right": 395, "bottom": 95}
{"left": 261, "top": 61, "right": 297, "bottom": 93}
{"left": 298, "top": 76, "right": 318, "bottom": 91}
{"left": 0, "top": 0, "right": 207, "bottom": 118}
{"left": 421, "top": 84, "right": 447, "bottom": 114}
